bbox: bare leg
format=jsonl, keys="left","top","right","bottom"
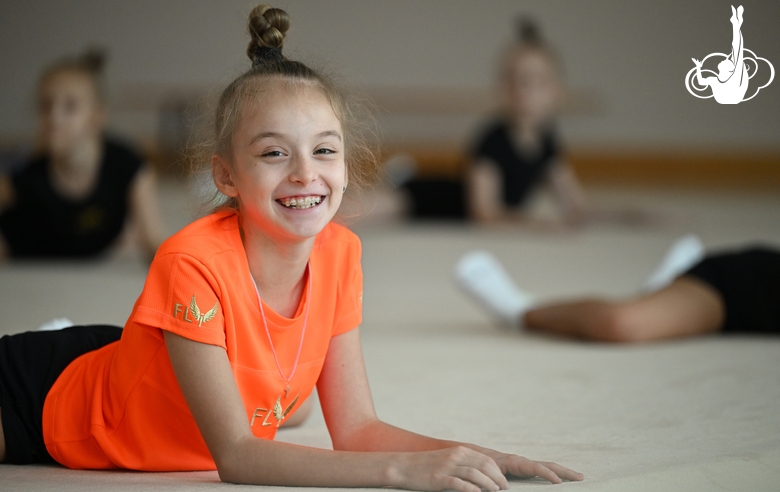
{"left": 279, "top": 396, "right": 313, "bottom": 428}
{"left": 0, "top": 407, "right": 6, "bottom": 462}
{"left": 523, "top": 277, "right": 724, "bottom": 342}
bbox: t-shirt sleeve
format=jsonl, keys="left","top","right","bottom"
{"left": 131, "top": 252, "right": 227, "bottom": 348}
{"left": 332, "top": 235, "right": 363, "bottom": 336}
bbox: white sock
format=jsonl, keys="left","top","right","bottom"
{"left": 36, "top": 317, "right": 74, "bottom": 331}
{"left": 642, "top": 234, "right": 706, "bottom": 293}
{"left": 454, "top": 250, "right": 536, "bottom": 326}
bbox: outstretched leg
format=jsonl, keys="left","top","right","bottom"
{"left": 523, "top": 277, "right": 724, "bottom": 342}
{"left": 454, "top": 250, "right": 537, "bottom": 325}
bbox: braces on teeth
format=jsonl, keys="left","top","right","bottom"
{"left": 280, "top": 196, "right": 323, "bottom": 209}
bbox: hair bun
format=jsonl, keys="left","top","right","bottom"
{"left": 81, "top": 48, "right": 107, "bottom": 74}
{"left": 247, "top": 4, "right": 290, "bottom": 65}
{"left": 516, "top": 16, "right": 542, "bottom": 45}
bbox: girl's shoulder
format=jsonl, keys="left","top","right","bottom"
{"left": 316, "top": 222, "right": 361, "bottom": 251}
{"left": 319, "top": 221, "right": 359, "bottom": 242}
{"left": 155, "top": 210, "right": 241, "bottom": 263}
{"left": 312, "top": 222, "right": 362, "bottom": 269}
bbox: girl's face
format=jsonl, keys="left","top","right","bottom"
{"left": 216, "top": 81, "right": 347, "bottom": 243}
{"left": 503, "top": 49, "right": 562, "bottom": 125}
{"left": 37, "top": 70, "right": 105, "bottom": 157}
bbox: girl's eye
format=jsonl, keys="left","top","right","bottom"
{"left": 314, "top": 148, "right": 336, "bottom": 155}
{"left": 262, "top": 150, "right": 285, "bottom": 158}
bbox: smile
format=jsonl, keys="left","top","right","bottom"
{"left": 277, "top": 196, "right": 324, "bottom": 210}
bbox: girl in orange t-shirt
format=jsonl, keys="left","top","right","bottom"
{"left": 0, "top": 4, "right": 582, "bottom": 489}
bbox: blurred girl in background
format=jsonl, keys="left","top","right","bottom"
{"left": 468, "top": 18, "right": 588, "bottom": 227}
{"left": 0, "top": 50, "right": 163, "bottom": 260}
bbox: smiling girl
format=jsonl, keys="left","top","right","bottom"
{"left": 0, "top": 5, "right": 582, "bottom": 489}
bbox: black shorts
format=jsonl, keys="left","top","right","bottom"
{"left": 0, "top": 325, "right": 122, "bottom": 464}
{"left": 683, "top": 246, "right": 780, "bottom": 334}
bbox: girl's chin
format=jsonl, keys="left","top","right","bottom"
{"left": 46, "top": 141, "right": 72, "bottom": 155}
{"left": 274, "top": 207, "right": 335, "bottom": 238}
{"left": 279, "top": 222, "right": 331, "bottom": 242}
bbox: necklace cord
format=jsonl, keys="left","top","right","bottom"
{"left": 252, "top": 262, "right": 311, "bottom": 385}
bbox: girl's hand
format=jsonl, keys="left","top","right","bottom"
{"left": 389, "top": 446, "right": 583, "bottom": 491}
{"left": 490, "top": 451, "right": 584, "bottom": 485}
{"left": 390, "top": 446, "right": 508, "bottom": 492}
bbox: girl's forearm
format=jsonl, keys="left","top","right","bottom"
{"left": 333, "top": 418, "right": 468, "bottom": 453}
{"left": 220, "top": 436, "right": 400, "bottom": 487}
{"left": 218, "top": 423, "right": 514, "bottom": 490}
{"left": 336, "top": 419, "right": 512, "bottom": 470}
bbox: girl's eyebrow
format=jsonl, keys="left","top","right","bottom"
{"left": 249, "top": 131, "right": 281, "bottom": 145}
{"left": 318, "top": 130, "right": 342, "bottom": 141}
{"left": 249, "top": 130, "right": 342, "bottom": 145}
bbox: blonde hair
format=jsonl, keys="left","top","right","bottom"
{"left": 194, "top": 4, "right": 378, "bottom": 212}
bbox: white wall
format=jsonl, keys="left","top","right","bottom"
{"left": 1, "top": 0, "right": 778, "bottom": 150}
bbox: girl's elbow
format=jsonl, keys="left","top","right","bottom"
{"left": 212, "top": 438, "right": 253, "bottom": 484}
{"left": 216, "top": 458, "right": 265, "bottom": 486}
{"left": 329, "top": 417, "right": 381, "bottom": 452}
{"left": 329, "top": 433, "right": 355, "bottom": 451}
{"left": 216, "top": 460, "right": 243, "bottom": 484}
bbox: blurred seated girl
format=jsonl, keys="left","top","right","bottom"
{"left": 0, "top": 50, "right": 163, "bottom": 261}
{"left": 468, "top": 18, "right": 588, "bottom": 227}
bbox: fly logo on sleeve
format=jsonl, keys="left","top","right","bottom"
{"left": 173, "top": 295, "right": 219, "bottom": 327}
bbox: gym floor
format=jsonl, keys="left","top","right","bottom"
{"left": 1, "top": 181, "right": 779, "bottom": 491}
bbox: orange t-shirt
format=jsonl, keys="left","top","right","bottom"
{"left": 42, "top": 210, "right": 363, "bottom": 470}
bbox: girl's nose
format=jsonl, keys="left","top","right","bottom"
{"left": 46, "top": 104, "right": 66, "bottom": 128}
{"left": 289, "top": 154, "right": 316, "bottom": 185}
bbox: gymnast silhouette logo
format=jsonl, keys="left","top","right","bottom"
{"left": 685, "top": 5, "right": 774, "bottom": 104}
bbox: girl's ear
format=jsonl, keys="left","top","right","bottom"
{"left": 212, "top": 155, "right": 238, "bottom": 198}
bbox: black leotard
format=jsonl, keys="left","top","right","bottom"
{"left": 471, "top": 120, "right": 560, "bottom": 208}
{"left": 0, "top": 138, "right": 143, "bottom": 258}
